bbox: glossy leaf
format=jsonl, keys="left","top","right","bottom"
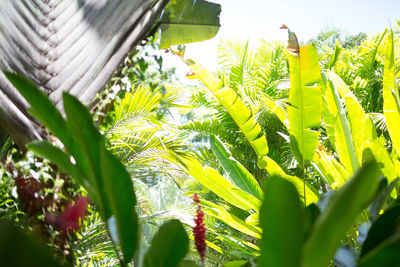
{"left": 383, "top": 30, "right": 400, "bottom": 157}
{"left": 323, "top": 73, "right": 358, "bottom": 175}
{"left": 287, "top": 44, "right": 322, "bottom": 164}
{"left": 63, "top": 93, "right": 111, "bottom": 218}
{"left": 259, "top": 177, "right": 303, "bottom": 267}
{"left": 159, "top": 0, "right": 221, "bottom": 48}
{"left": 100, "top": 149, "right": 138, "bottom": 263}
{"left": 143, "top": 220, "right": 189, "bottom": 267}
{"left": 302, "top": 161, "right": 382, "bottom": 267}
{"left": 359, "top": 236, "right": 400, "bottom": 267}
{"left": 361, "top": 205, "right": 400, "bottom": 256}
{"left": 209, "top": 134, "right": 263, "bottom": 199}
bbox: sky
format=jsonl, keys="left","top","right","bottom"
{"left": 165, "top": 0, "right": 400, "bottom": 72}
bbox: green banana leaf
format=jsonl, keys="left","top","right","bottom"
{"left": 159, "top": 0, "right": 221, "bottom": 49}
{"left": 326, "top": 71, "right": 377, "bottom": 162}
{"left": 143, "top": 220, "right": 189, "bottom": 267}
{"left": 383, "top": 30, "right": 400, "bottom": 158}
{"left": 185, "top": 158, "right": 260, "bottom": 211}
{"left": 259, "top": 177, "right": 303, "bottom": 267}
{"left": 186, "top": 61, "right": 318, "bottom": 204}
{"left": 301, "top": 161, "right": 382, "bottom": 267}
{"left": 258, "top": 156, "right": 319, "bottom": 204}
{"left": 7, "top": 73, "right": 139, "bottom": 264}
{"left": 201, "top": 200, "right": 262, "bottom": 239}
{"left": 209, "top": 134, "right": 263, "bottom": 199}
{"left": 311, "top": 147, "right": 348, "bottom": 187}
{"left": 323, "top": 73, "right": 358, "bottom": 175}
{"left": 287, "top": 44, "right": 322, "bottom": 164}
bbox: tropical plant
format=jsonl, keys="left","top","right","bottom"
{"left": 0, "top": 0, "right": 221, "bottom": 148}
{"left": 4, "top": 73, "right": 195, "bottom": 267}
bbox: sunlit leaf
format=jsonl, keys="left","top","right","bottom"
{"left": 159, "top": 0, "right": 221, "bottom": 48}
{"left": 302, "top": 161, "right": 382, "bottom": 267}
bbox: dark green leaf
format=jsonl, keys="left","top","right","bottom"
{"left": 359, "top": 235, "right": 400, "bottom": 267}
{"left": 143, "top": 220, "right": 189, "bottom": 267}
{"left": 369, "top": 178, "right": 398, "bottom": 222}
{"left": 63, "top": 93, "right": 110, "bottom": 217}
{"left": 301, "top": 161, "right": 382, "bottom": 267}
{"left": 4, "top": 72, "right": 72, "bottom": 148}
{"left": 361, "top": 205, "right": 400, "bottom": 256}
{"left": 100, "top": 149, "right": 138, "bottom": 263}
{"left": 259, "top": 177, "right": 303, "bottom": 267}
{"left": 0, "top": 220, "right": 68, "bottom": 267}
{"left": 302, "top": 204, "right": 321, "bottom": 241}
{"left": 159, "top": 0, "right": 221, "bottom": 48}
{"left": 63, "top": 93, "right": 137, "bottom": 263}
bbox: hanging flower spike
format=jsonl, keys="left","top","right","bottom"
{"left": 193, "top": 193, "right": 206, "bottom": 265}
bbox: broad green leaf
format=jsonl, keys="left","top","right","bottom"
{"left": 361, "top": 139, "right": 397, "bottom": 185}
{"left": 326, "top": 71, "right": 377, "bottom": 163}
{"left": 361, "top": 205, "right": 400, "bottom": 257}
{"left": 209, "top": 134, "right": 263, "bottom": 199}
{"left": 259, "top": 177, "right": 303, "bottom": 267}
{"left": 185, "top": 158, "right": 257, "bottom": 211}
{"left": 185, "top": 61, "right": 223, "bottom": 92}
{"left": 63, "top": 93, "right": 137, "bottom": 263}
{"left": 383, "top": 30, "right": 400, "bottom": 158}
{"left": 27, "top": 141, "right": 86, "bottom": 188}
{"left": 63, "top": 93, "right": 110, "bottom": 218}
{"left": 4, "top": 72, "right": 72, "bottom": 148}
{"left": 186, "top": 59, "right": 318, "bottom": 204}
{"left": 100, "top": 149, "right": 138, "bottom": 264}
{"left": 312, "top": 146, "right": 348, "bottom": 187}
{"left": 159, "top": 0, "right": 221, "bottom": 49}
{"left": 186, "top": 61, "right": 269, "bottom": 156}
{"left": 359, "top": 237, "right": 400, "bottom": 267}
{"left": 287, "top": 44, "right": 322, "bottom": 164}
{"left": 369, "top": 179, "right": 399, "bottom": 222}
{"left": 229, "top": 188, "right": 261, "bottom": 212}
{"left": 143, "top": 220, "right": 189, "bottom": 267}
{"left": 201, "top": 200, "right": 262, "bottom": 239}
{"left": 262, "top": 95, "right": 289, "bottom": 128}
{"left": 258, "top": 156, "right": 319, "bottom": 204}
{"left": 302, "top": 161, "right": 382, "bottom": 267}
{"left": 322, "top": 73, "right": 358, "bottom": 175}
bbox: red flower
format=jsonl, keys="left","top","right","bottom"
{"left": 15, "top": 177, "right": 45, "bottom": 215}
{"left": 46, "top": 196, "right": 89, "bottom": 234}
{"left": 193, "top": 193, "right": 206, "bottom": 264}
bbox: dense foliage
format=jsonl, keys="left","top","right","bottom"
{"left": 1, "top": 20, "right": 400, "bottom": 267}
